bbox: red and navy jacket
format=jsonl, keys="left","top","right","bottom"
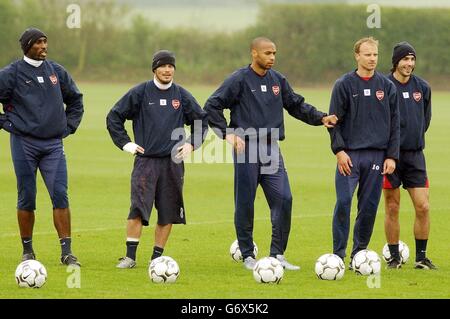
{"left": 388, "top": 74, "right": 431, "bottom": 151}
{"left": 328, "top": 70, "right": 400, "bottom": 160}
{"left": 204, "top": 65, "right": 326, "bottom": 140}
{"left": 0, "top": 59, "right": 84, "bottom": 139}
{"left": 106, "top": 80, "right": 208, "bottom": 157}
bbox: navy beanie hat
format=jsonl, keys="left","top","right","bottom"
{"left": 152, "top": 50, "right": 176, "bottom": 72}
{"left": 19, "top": 27, "right": 47, "bottom": 54}
{"left": 392, "top": 41, "right": 416, "bottom": 66}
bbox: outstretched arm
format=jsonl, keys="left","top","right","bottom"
{"left": 281, "top": 77, "right": 332, "bottom": 126}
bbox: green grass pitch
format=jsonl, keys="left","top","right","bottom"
{"left": 0, "top": 83, "right": 449, "bottom": 298}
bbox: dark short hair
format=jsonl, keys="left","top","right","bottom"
{"left": 251, "top": 37, "right": 274, "bottom": 51}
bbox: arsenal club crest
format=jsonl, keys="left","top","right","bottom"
{"left": 49, "top": 75, "right": 58, "bottom": 85}
{"left": 172, "top": 99, "right": 180, "bottom": 109}
{"left": 272, "top": 85, "right": 280, "bottom": 96}
{"left": 413, "top": 92, "right": 422, "bottom": 102}
{"left": 376, "top": 90, "right": 384, "bottom": 101}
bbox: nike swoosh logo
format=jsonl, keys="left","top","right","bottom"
{"left": 25, "top": 80, "right": 32, "bottom": 84}
{"left": 149, "top": 102, "right": 155, "bottom": 105}
{"left": 61, "top": 242, "right": 66, "bottom": 246}
{"left": 23, "top": 240, "right": 32, "bottom": 244}
{"left": 251, "top": 89, "right": 256, "bottom": 92}
{"left": 352, "top": 94, "right": 358, "bottom": 97}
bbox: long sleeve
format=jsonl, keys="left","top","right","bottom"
{"left": 281, "top": 77, "right": 326, "bottom": 125}
{"left": 106, "top": 86, "right": 141, "bottom": 150}
{"left": 0, "top": 64, "right": 15, "bottom": 104}
{"left": 54, "top": 63, "right": 84, "bottom": 135}
{"left": 181, "top": 88, "right": 208, "bottom": 150}
{"left": 0, "top": 64, "right": 15, "bottom": 128}
{"left": 203, "top": 72, "right": 241, "bottom": 139}
{"left": 328, "top": 79, "right": 348, "bottom": 154}
{"left": 386, "top": 81, "right": 400, "bottom": 160}
{"left": 424, "top": 85, "right": 432, "bottom": 133}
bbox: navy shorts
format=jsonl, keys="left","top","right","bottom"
{"left": 128, "top": 156, "right": 185, "bottom": 226}
{"left": 383, "top": 150, "right": 429, "bottom": 189}
{"left": 10, "top": 133, "right": 68, "bottom": 211}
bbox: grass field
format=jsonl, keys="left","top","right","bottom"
{"left": 0, "top": 83, "right": 449, "bottom": 299}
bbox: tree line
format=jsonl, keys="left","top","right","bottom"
{"left": 1, "top": 0, "right": 448, "bottom": 88}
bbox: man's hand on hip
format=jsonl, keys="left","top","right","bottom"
{"left": 122, "top": 142, "right": 145, "bottom": 155}
{"left": 175, "top": 143, "right": 194, "bottom": 160}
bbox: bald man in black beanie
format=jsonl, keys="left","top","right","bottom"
{"left": 383, "top": 42, "right": 436, "bottom": 270}
{"left": 0, "top": 27, "right": 84, "bottom": 266}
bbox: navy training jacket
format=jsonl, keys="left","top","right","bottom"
{"left": 0, "top": 59, "right": 84, "bottom": 139}
{"left": 106, "top": 80, "right": 208, "bottom": 157}
{"left": 204, "top": 65, "right": 326, "bottom": 140}
{"left": 388, "top": 73, "right": 431, "bottom": 151}
{"left": 328, "top": 70, "right": 400, "bottom": 160}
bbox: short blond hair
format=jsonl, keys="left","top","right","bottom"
{"left": 354, "top": 37, "right": 379, "bottom": 54}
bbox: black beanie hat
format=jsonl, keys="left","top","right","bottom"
{"left": 19, "top": 27, "right": 47, "bottom": 54}
{"left": 152, "top": 50, "right": 176, "bottom": 72}
{"left": 392, "top": 41, "right": 416, "bottom": 66}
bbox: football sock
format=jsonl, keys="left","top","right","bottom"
{"left": 126, "top": 239, "right": 139, "bottom": 261}
{"left": 415, "top": 239, "right": 428, "bottom": 262}
{"left": 388, "top": 244, "right": 401, "bottom": 261}
{"left": 59, "top": 237, "right": 72, "bottom": 256}
{"left": 151, "top": 246, "right": 164, "bottom": 260}
{"left": 21, "top": 237, "right": 33, "bottom": 254}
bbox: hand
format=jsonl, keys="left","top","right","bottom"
{"left": 225, "top": 134, "right": 245, "bottom": 154}
{"left": 382, "top": 158, "right": 396, "bottom": 175}
{"left": 336, "top": 150, "right": 353, "bottom": 176}
{"left": 122, "top": 142, "right": 145, "bottom": 155}
{"left": 322, "top": 114, "right": 338, "bottom": 128}
{"left": 175, "top": 143, "right": 194, "bottom": 160}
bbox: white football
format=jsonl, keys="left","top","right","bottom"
{"left": 253, "top": 257, "right": 284, "bottom": 284}
{"left": 351, "top": 249, "right": 381, "bottom": 276}
{"left": 382, "top": 241, "right": 410, "bottom": 264}
{"left": 15, "top": 260, "right": 47, "bottom": 288}
{"left": 230, "top": 239, "right": 258, "bottom": 262}
{"left": 148, "top": 256, "right": 180, "bottom": 283}
{"left": 315, "top": 253, "right": 345, "bottom": 280}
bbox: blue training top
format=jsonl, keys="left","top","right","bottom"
{"left": 204, "top": 65, "right": 326, "bottom": 140}
{"left": 0, "top": 59, "right": 84, "bottom": 139}
{"left": 388, "top": 73, "right": 431, "bottom": 151}
{"left": 106, "top": 80, "right": 208, "bottom": 157}
{"left": 328, "top": 70, "right": 400, "bottom": 160}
